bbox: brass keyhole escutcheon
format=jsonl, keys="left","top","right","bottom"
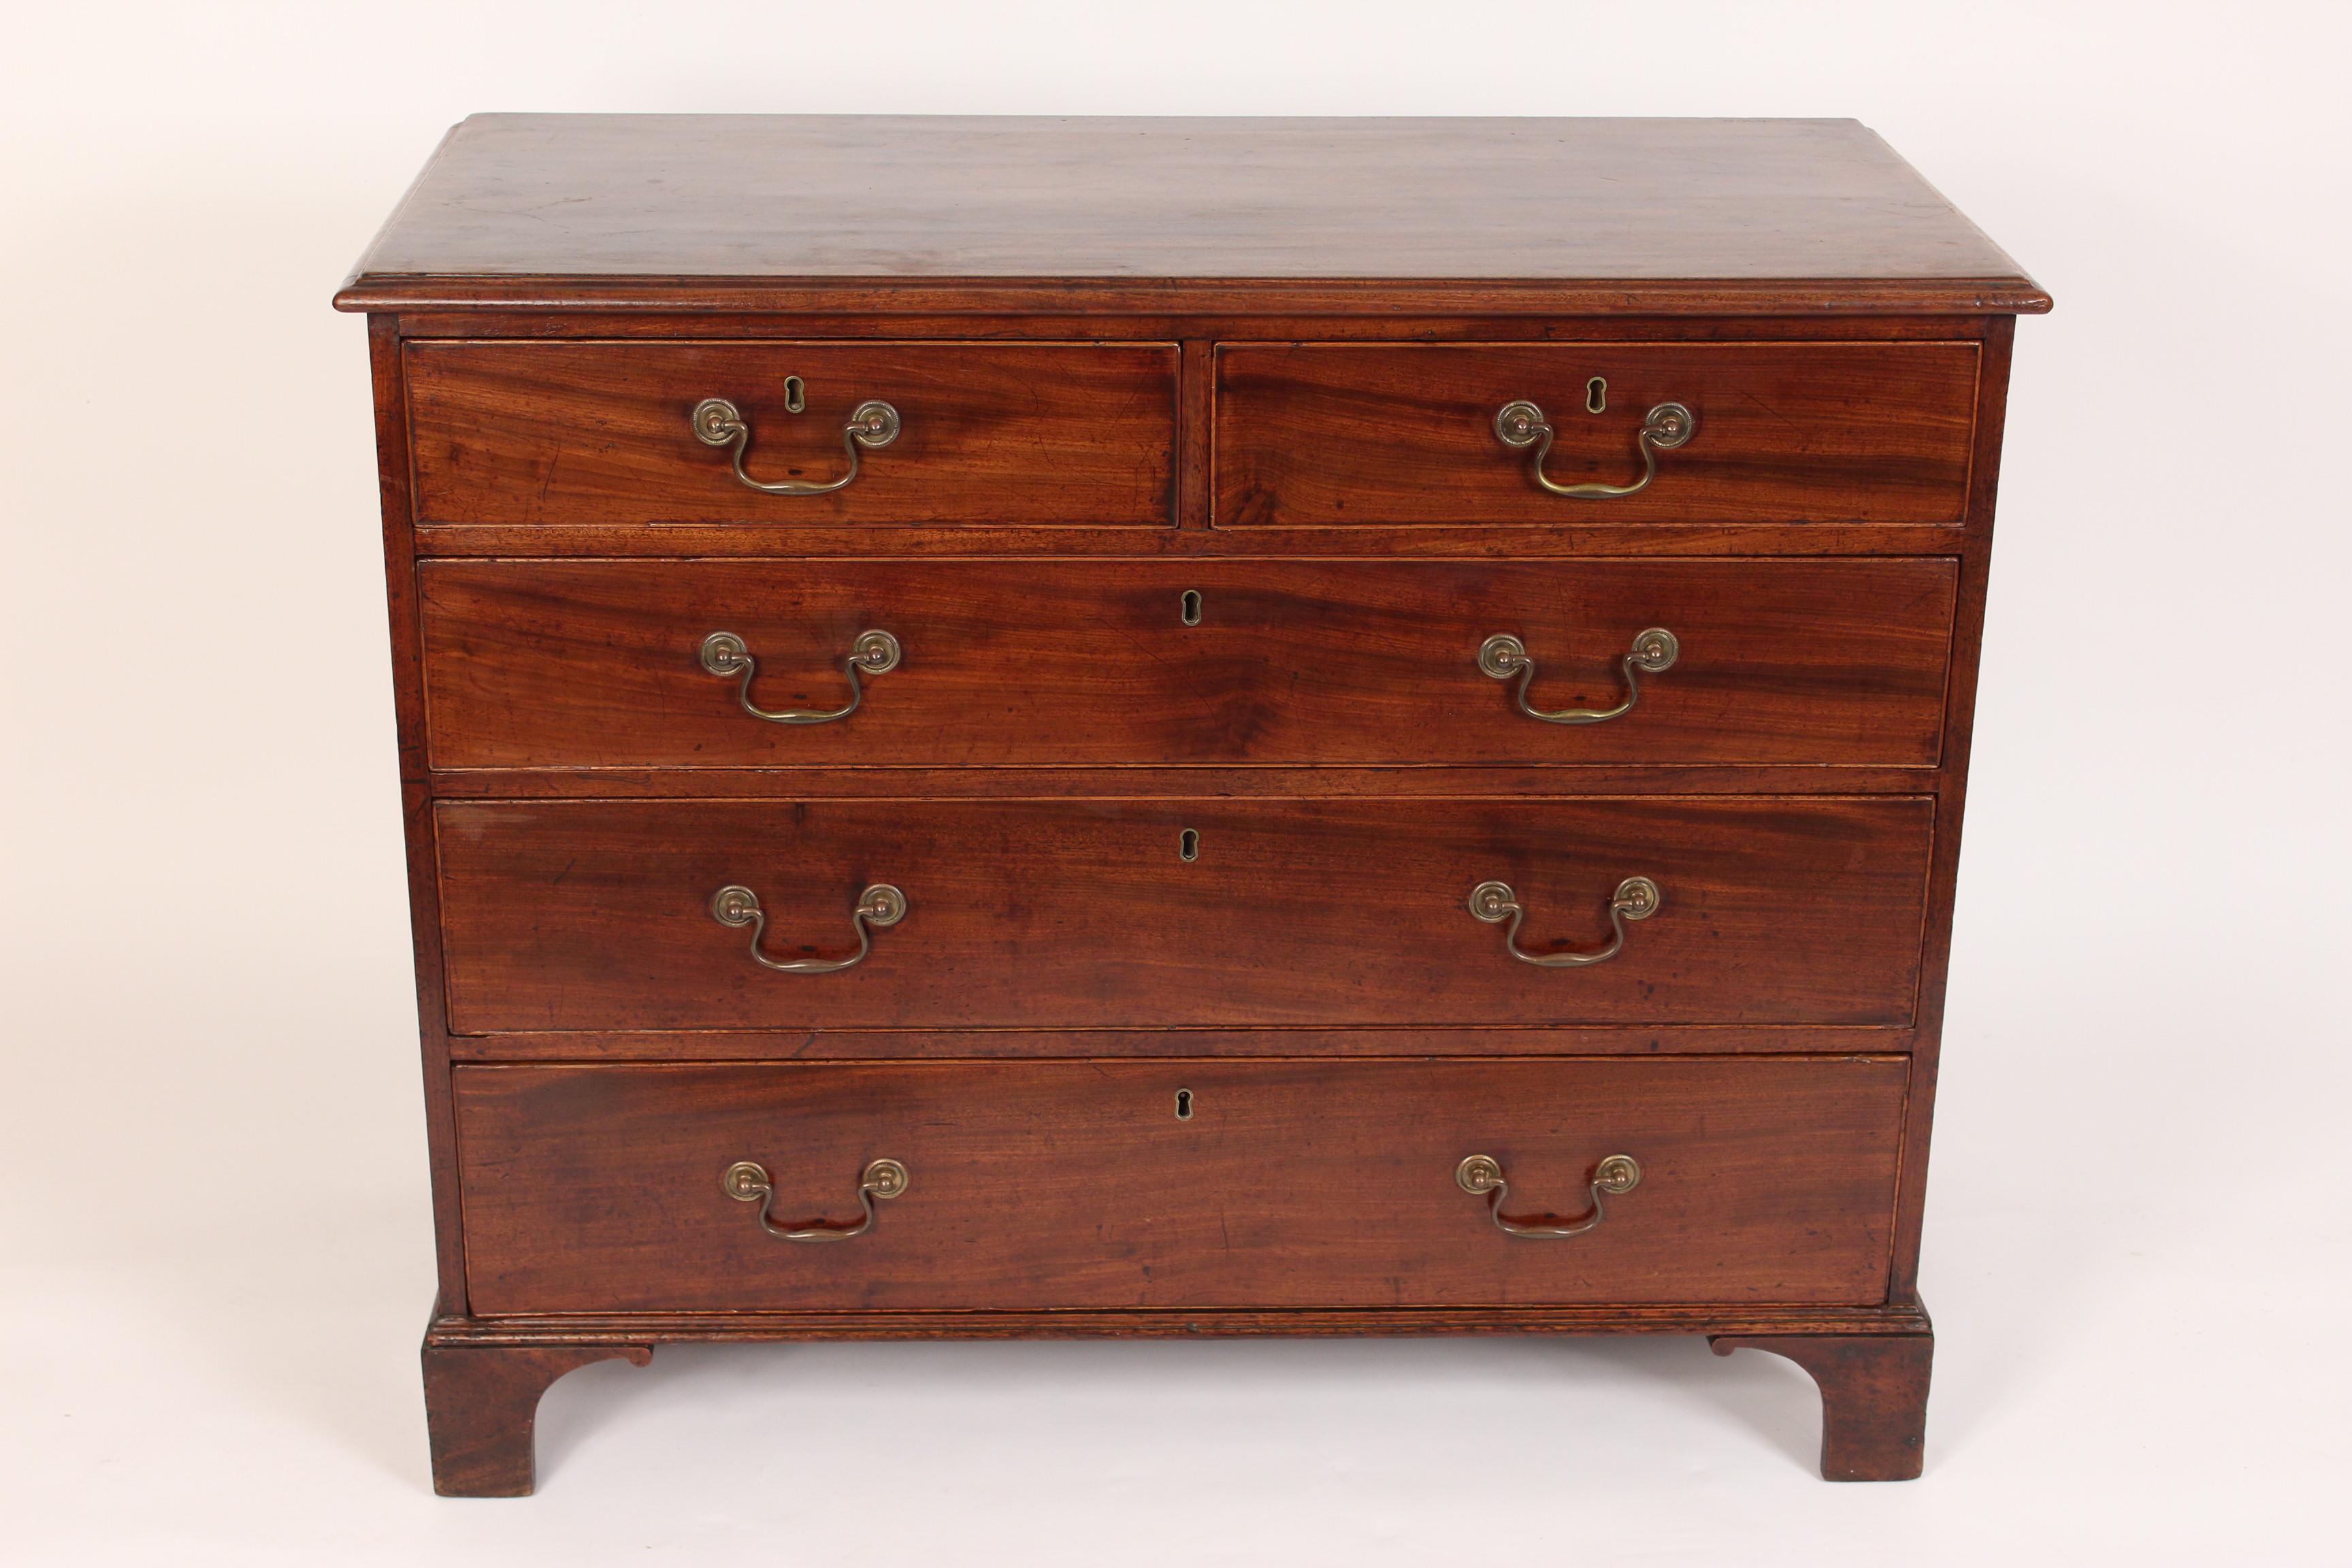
{"left": 1179, "top": 589, "right": 1203, "bottom": 626}
{"left": 1586, "top": 376, "right": 1607, "bottom": 414}
{"left": 1175, "top": 1088, "right": 1194, "bottom": 1120}
{"left": 1179, "top": 828, "right": 1200, "bottom": 862}
{"left": 783, "top": 375, "right": 806, "bottom": 413}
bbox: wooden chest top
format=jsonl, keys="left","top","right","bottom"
{"left": 336, "top": 114, "right": 2049, "bottom": 316}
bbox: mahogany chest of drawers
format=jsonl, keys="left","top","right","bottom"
{"left": 335, "top": 114, "right": 2046, "bottom": 1494}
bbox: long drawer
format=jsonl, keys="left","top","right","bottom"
{"left": 455, "top": 1058, "right": 1907, "bottom": 1313}
{"left": 420, "top": 557, "right": 1957, "bottom": 769}
{"left": 434, "top": 796, "right": 1933, "bottom": 1032}
{"left": 1216, "top": 342, "right": 1980, "bottom": 526}
{"left": 405, "top": 341, "right": 1179, "bottom": 526}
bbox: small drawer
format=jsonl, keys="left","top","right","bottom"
{"left": 454, "top": 1058, "right": 1907, "bottom": 1313}
{"left": 419, "top": 557, "right": 1957, "bottom": 768}
{"left": 434, "top": 796, "right": 1933, "bottom": 1032}
{"left": 405, "top": 340, "right": 1179, "bottom": 526}
{"left": 1215, "top": 342, "right": 1980, "bottom": 526}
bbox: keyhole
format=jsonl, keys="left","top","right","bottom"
{"left": 783, "top": 376, "right": 806, "bottom": 414}
{"left": 1586, "top": 377, "right": 1607, "bottom": 414}
{"left": 1179, "top": 828, "right": 1200, "bottom": 862}
{"left": 1179, "top": 589, "right": 1203, "bottom": 626}
{"left": 1174, "top": 1089, "right": 1194, "bottom": 1120}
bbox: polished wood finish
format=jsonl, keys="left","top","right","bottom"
{"left": 395, "top": 311, "right": 2010, "bottom": 345}
{"left": 431, "top": 1302, "right": 1932, "bottom": 1343}
{"left": 413, "top": 515, "right": 1989, "bottom": 561}
{"left": 1711, "top": 1334, "right": 1933, "bottom": 1481}
{"left": 419, "top": 557, "right": 1958, "bottom": 769}
{"left": 334, "top": 116, "right": 2047, "bottom": 317}
{"left": 455, "top": 1059, "right": 1907, "bottom": 1313}
{"left": 433, "top": 796, "right": 1933, "bottom": 1032}
{"left": 426, "top": 764, "right": 1942, "bottom": 801}
{"left": 340, "top": 116, "right": 2038, "bottom": 1490}
{"left": 446, "top": 1027, "right": 1914, "bottom": 1063}
{"left": 1889, "top": 314, "right": 2016, "bottom": 1307}
{"left": 366, "top": 317, "right": 470, "bottom": 1311}
{"left": 1216, "top": 342, "right": 1978, "bottom": 526}
{"left": 421, "top": 1339, "right": 651, "bottom": 1497}
{"left": 406, "top": 341, "right": 1177, "bottom": 526}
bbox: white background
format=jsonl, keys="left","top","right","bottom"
{"left": 3, "top": 2, "right": 2345, "bottom": 1561}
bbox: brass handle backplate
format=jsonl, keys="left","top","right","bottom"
{"left": 1469, "top": 876, "right": 1660, "bottom": 968}
{"left": 711, "top": 882, "right": 907, "bottom": 974}
{"left": 724, "top": 1158, "right": 909, "bottom": 1241}
{"left": 691, "top": 396, "right": 901, "bottom": 495}
{"left": 1494, "top": 399, "right": 1695, "bottom": 498}
{"left": 700, "top": 628, "right": 900, "bottom": 725}
{"left": 1478, "top": 627, "right": 1678, "bottom": 724}
{"left": 1456, "top": 1152, "right": 1642, "bottom": 1238}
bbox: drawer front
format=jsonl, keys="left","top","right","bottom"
{"left": 406, "top": 341, "right": 1179, "bottom": 526}
{"left": 1215, "top": 342, "right": 1979, "bottom": 526}
{"left": 455, "top": 1058, "right": 1907, "bottom": 1313}
{"left": 435, "top": 796, "right": 1931, "bottom": 1032}
{"left": 421, "top": 557, "right": 1956, "bottom": 769}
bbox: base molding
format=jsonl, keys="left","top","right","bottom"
{"left": 427, "top": 1302, "right": 1930, "bottom": 1348}
{"left": 420, "top": 1303, "right": 1931, "bottom": 1494}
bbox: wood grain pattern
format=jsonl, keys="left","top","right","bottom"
{"left": 432, "top": 796, "right": 1933, "bottom": 1032}
{"left": 418, "top": 557, "right": 1958, "bottom": 769}
{"left": 1216, "top": 343, "right": 1979, "bottom": 527}
{"left": 333, "top": 116, "right": 2046, "bottom": 317}
{"left": 406, "top": 341, "right": 1177, "bottom": 526}
{"left": 453, "top": 1058, "right": 1908, "bottom": 1313}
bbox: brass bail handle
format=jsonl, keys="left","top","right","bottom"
{"left": 724, "top": 1158, "right": 909, "bottom": 1241}
{"left": 1478, "top": 627, "right": 1679, "bottom": 725}
{"left": 700, "top": 628, "right": 902, "bottom": 725}
{"left": 710, "top": 883, "right": 908, "bottom": 974}
{"left": 691, "top": 395, "right": 902, "bottom": 495}
{"left": 1468, "top": 876, "right": 1661, "bottom": 968}
{"left": 1493, "top": 398, "right": 1695, "bottom": 498}
{"left": 1456, "top": 1152, "right": 1642, "bottom": 1238}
